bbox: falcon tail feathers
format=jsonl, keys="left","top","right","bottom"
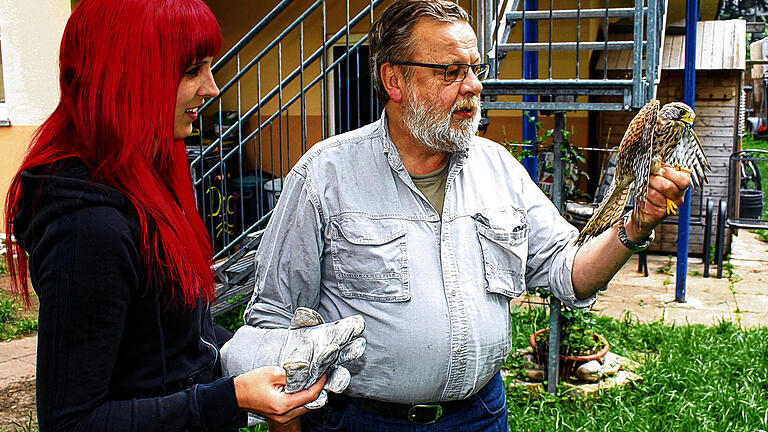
{"left": 575, "top": 179, "right": 632, "bottom": 246}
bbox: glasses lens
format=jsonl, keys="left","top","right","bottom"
{"left": 444, "top": 64, "right": 464, "bottom": 82}
{"left": 473, "top": 64, "right": 490, "bottom": 80}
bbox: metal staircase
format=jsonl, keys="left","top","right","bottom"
{"left": 188, "top": 0, "right": 385, "bottom": 313}
{"left": 481, "top": 0, "right": 668, "bottom": 112}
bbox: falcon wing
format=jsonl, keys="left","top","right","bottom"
{"left": 629, "top": 100, "right": 658, "bottom": 228}
{"left": 668, "top": 127, "right": 711, "bottom": 190}
{"left": 575, "top": 100, "right": 658, "bottom": 245}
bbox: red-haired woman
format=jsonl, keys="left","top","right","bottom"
{"left": 2, "top": 0, "right": 327, "bottom": 430}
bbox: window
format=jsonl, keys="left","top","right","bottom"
{"left": 0, "top": 29, "right": 5, "bottom": 103}
{"left": 0, "top": 27, "right": 8, "bottom": 126}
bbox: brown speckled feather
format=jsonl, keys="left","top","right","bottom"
{"left": 575, "top": 100, "right": 710, "bottom": 246}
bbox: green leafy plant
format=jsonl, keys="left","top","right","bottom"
{"left": 213, "top": 302, "right": 248, "bottom": 334}
{"left": 503, "top": 114, "right": 590, "bottom": 202}
{"left": 0, "top": 294, "right": 39, "bottom": 342}
{"left": 533, "top": 306, "right": 605, "bottom": 360}
{"left": 527, "top": 288, "right": 606, "bottom": 362}
{"left": 10, "top": 412, "right": 38, "bottom": 432}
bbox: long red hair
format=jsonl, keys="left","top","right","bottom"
{"left": 3, "top": 0, "right": 222, "bottom": 307}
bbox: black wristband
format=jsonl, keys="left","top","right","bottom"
{"left": 617, "top": 212, "right": 654, "bottom": 252}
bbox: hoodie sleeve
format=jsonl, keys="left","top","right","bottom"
{"left": 29, "top": 204, "right": 245, "bottom": 432}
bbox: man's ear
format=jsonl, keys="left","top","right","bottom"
{"left": 380, "top": 63, "right": 403, "bottom": 103}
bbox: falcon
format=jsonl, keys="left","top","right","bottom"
{"left": 575, "top": 99, "right": 710, "bottom": 246}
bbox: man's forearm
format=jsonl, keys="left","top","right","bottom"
{"left": 571, "top": 218, "right": 651, "bottom": 299}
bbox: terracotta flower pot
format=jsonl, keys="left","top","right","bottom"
{"left": 529, "top": 328, "right": 610, "bottom": 379}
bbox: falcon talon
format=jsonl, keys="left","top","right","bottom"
{"left": 666, "top": 199, "right": 679, "bottom": 215}
{"left": 674, "top": 164, "right": 693, "bottom": 174}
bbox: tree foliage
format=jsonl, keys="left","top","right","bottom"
{"left": 719, "top": 0, "right": 768, "bottom": 20}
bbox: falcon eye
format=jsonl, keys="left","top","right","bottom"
{"left": 678, "top": 108, "right": 687, "bottom": 117}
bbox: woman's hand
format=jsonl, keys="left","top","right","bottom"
{"left": 233, "top": 366, "right": 327, "bottom": 424}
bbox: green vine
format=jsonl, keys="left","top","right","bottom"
{"left": 503, "top": 113, "right": 590, "bottom": 202}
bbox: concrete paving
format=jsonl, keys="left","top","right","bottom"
{"left": 0, "top": 335, "right": 36, "bottom": 389}
{"left": 596, "top": 229, "right": 768, "bottom": 328}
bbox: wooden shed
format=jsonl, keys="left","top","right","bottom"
{"left": 594, "top": 20, "right": 745, "bottom": 255}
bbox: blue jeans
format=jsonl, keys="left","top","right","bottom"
{"left": 302, "top": 372, "right": 509, "bottom": 432}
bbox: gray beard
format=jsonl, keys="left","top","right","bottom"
{"left": 401, "top": 89, "right": 481, "bottom": 153}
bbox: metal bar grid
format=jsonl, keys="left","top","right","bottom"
{"left": 497, "top": 41, "right": 641, "bottom": 51}
{"left": 191, "top": 1, "right": 383, "bottom": 182}
{"left": 631, "top": 0, "right": 645, "bottom": 108}
{"left": 484, "top": 0, "right": 660, "bottom": 112}
{"left": 191, "top": 0, "right": 384, "bottom": 257}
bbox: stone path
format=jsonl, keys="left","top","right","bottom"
{"left": 0, "top": 335, "right": 36, "bottom": 389}
{"left": 595, "top": 229, "right": 768, "bottom": 328}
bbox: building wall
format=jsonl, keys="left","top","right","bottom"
{"left": 0, "top": 0, "right": 71, "bottom": 226}
{"left": 598, "top": 70, "right": 740, "bottom": 255}
{"left": 203, "top": 0, "right": 595, "bottom": 178}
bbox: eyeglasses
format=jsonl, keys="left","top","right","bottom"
{"left": 391, "top": 61, "right": 491, "bottom": 82}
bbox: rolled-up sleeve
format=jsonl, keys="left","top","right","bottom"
{"left": 244, "top": 170, "right": 325, "bottom": 328}
{"left": 520, "top": 173, "right": 597, "bottom": 309}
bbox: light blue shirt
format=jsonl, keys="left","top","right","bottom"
{"left": 244, "top": 114, "right": 595, "bottom": 404}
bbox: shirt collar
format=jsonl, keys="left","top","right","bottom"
{"left": 376, "top": 110, "right": 471, "bottom": 172}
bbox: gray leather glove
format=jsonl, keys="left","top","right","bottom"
{"left": 221, "top": 307, "right": 366, "bottom": 409}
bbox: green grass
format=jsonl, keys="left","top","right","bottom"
{"left": 742, "top": 135, "right": 768, "bottom": 242}
{"left": 0, "top": 293, "right": 37, "bottom": 342}
{"left": 504, "top": 306, "right": 768, "bottom": 431}
{"left": 214, "top": 302, "right": 248, "bottom": 334}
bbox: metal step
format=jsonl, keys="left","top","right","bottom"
{"left": 485, "top": 0, "right": 666, "bottom": 111}
{"left": 496, "top": 41, "right": 641, "bottom": 52}
{"left": 506, "top": 7, "right": 644, "bottom": 21}
{"left": 212, "top": 230, "right": 264, "bottom": 317}
{"left": 482, "top": 79, "right": 635, "bottom": 111}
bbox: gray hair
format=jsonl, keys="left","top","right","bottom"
{"left": 369, "top": 0, "right": 470, "bottom": 104}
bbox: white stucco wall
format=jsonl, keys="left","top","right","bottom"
{"left": 0, "top": 0, "right": 70, "bottom": 125}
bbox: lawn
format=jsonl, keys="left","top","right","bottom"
{"left": 0, "top": 258, "right": 38, "bottom": 342}
{"left": 741, "top": 135, "right": 768, "bottom": 241}
{"left": 216, "top": 305, "right": 768, "bottom": 432}
{"left": 505, "top": 306, "right": 768, "bottom": 432}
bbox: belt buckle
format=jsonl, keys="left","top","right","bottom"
{"left": 408, "top": 404, "right": 443, "bottom": 425}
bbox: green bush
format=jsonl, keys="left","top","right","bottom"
{"left": 0, "top": 294, "right": 38, "bottom": 341}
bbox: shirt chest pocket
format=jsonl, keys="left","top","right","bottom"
{"left": 330, "top": 216, "right": 410, "bottom": 302}
{"left": 473, "top": 208, "right": 529, "bottom": 298}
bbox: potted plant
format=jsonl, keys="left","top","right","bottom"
{"left": 527, "top": 292, "right": 610, "bottom": 380}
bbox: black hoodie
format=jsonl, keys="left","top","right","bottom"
{"left": 14, "top": 160, "right": 246, "bottom": 431}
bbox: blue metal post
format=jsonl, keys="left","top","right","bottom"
{"left": 676, "top": 0, "right": 698, "bottom": 302}
{"left": 522, "top": 0, "right": 538, "bottom": 181}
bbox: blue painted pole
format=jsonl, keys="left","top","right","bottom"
{"left": 522, "top": 0, "right": 538, "bottom": 181}
{"left": 676, "top": 0, "right": 698, "bottom": 302}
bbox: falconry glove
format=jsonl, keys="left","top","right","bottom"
{"left": 221, "top": 307, "right": 366, "bottom": 409}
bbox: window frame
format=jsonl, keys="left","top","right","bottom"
{"left": 0, "top": 27, "right": 9, "bottom": 126}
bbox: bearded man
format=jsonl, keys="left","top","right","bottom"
{"left": 231, "top": 1, "right": 692, "bottom": 431}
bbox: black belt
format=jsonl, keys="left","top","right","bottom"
{"left": 327, "top": 393, "right": 473, "bottom": 425}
